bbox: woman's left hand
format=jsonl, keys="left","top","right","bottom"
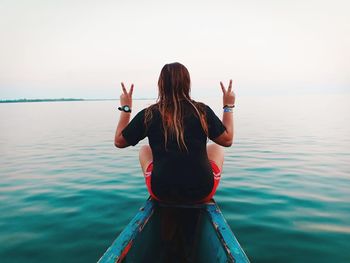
{"left": 220, "top": 79, "right": 235, "bottom": 106}
{"left": 120, "top": 82, "right": 134, "bottom": 108}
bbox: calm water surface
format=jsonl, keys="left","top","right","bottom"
{"left": 0, "top": 95, "right": 349, "bottom": 263}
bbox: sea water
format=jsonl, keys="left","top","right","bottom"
{"left": 0, "top": 94, "right": 349, "bottom": 263}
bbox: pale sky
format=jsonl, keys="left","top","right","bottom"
{"left": 0, "top": 0, "right": 349, "bottom": 99}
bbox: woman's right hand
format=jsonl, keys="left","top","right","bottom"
{"left": 220, "top": 79, "right": 235, "bottom": 106}
{"left": 120, "top": 82, "right": 134, "bottom": 108}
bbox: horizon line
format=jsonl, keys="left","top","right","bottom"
{"left": 0, "top": 98, "right": 157, "bottom": 103}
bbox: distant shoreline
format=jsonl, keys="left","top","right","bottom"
{"left": 0, "top": 98, "right": 155, "bottom": 103}
{"left": 0, "top": 98, "right": 84, "bottom": 103}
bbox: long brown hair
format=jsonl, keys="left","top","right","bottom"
{"left": 144, "top": 62, "right": 208, "bottom": 151}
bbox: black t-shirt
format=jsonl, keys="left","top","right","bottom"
{"left": 122, "top": 102, "right": 226, "bottom": 202}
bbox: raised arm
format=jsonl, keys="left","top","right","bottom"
{"left": 212, "top": 80, "right": 235, "bottom": 147}
{"left": 114, "top": 82, "right": 133, "bottom": 148}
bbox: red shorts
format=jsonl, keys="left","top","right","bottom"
{"left": 143, "top": 160, "right": 221, "bottom": 203}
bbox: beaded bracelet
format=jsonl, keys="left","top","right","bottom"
{"left": 224, "top": 107, "right": 233, "bottom": 113}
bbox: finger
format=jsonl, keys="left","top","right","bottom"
{"left": 121, "top": 82, "right": 127, "bottom": 94}
{"left": 220, "top": 81, "right": 226, "bottom": 93}
{"left": 228, "top": 79, "right": 233, "bottom": 92}
{"left": 129, "top": 84, "right": 134, "bottom": 96}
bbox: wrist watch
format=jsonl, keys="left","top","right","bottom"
{"left": 118, "top": 105, "right": 132, "bottom": 113}
{"left": 223, "top": 104, "right": 235, "bottom": 108}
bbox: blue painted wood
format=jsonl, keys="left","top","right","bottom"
{"left": 195, "top": 209, "right": 232, "bottom": 262}
{"left": 97, "top": 198, "right": 154, "bottom": 263}
{"left": 206, "top": 202, "right": 250, "bottom": 263}
{"left": 98, "top": 198, "right": 250, "bottom": 263}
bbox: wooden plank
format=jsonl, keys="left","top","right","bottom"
{"left": 98, "top": 198, "right": 250, "bottom": 263}
{"left": 194, "top": 210, "right": 231, "bottom": 262}
{"left": 98, "top": 199, "right": 154, "bottom": 263}
{"left": 206, "top": 203, "right": 250, "bottom": 263}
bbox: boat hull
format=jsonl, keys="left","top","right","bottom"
{"left": 98, "top": 198, "right": 250, "bottom": 263}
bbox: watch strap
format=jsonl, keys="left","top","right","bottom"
{"left": 118, "top": 105, "right": 132, "bottom": 113}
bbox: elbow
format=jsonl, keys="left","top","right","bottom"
{"left": 223, "top": 135, "right": 234, "bottom": 147}
{"left": 223, "top": 140, "right": 233, "bottom": 147}
{"left": 114, "top": 137, "right": 126, "bottom": 148}
{"left": 114, "top": 141, "right": 125, "bottom": 148}
{"left": 217, "top": 138, "right": 232, "bottom": 147}
{"left": 114, "top": 141, "right": 122, "bottom": 148}
{"left": 214, "top": 133, "right": 234, "bottom": 147}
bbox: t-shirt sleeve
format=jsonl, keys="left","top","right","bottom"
{"left": 121, "top": 109, "right": 147, "bottom": 146}
{"left": 206, "top": 105, "right": 226, "bottom": 140}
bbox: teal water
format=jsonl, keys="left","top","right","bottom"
{"left": 0, "top": 95, "right": 349, "bottom": 263}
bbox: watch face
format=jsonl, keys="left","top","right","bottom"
{"left": 124, "top": 106, "right": 130, "bottom": 111}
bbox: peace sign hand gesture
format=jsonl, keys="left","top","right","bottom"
{"left": 220, "top": 79, "right": 235, "bottom": 107}
{"left": 120, "top": 82, "right": 134, "bottom": 108}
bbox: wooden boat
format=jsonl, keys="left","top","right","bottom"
{"left": 98, "top": 197, "right": 250, "bottom": 263}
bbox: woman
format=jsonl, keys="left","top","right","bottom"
{"left": 114, "top": 62, "right": 235, "bottom": 204}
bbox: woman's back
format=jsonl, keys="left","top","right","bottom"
{"left": 114, "top": 62, "right": 235, "bottom": 204}
{"left": 122, "top": 101, "right": 226, "bottom": 202}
